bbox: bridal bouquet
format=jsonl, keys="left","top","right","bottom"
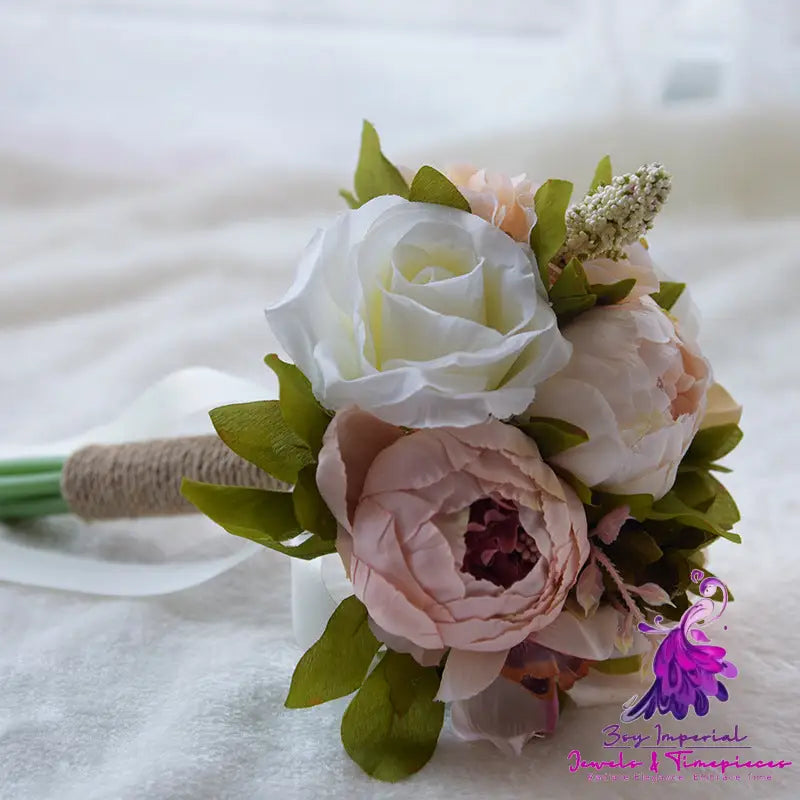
{"left": 128, "top": 123, "right": 747, "bottom": 780}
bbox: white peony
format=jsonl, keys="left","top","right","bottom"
{"left": 581, "top": 241, "right": 659, "bottom": 300}
{"left": 526, "top": 295, "right": 711, "bottom": 499}
{"left": 266, "top": 195, "right": 571, "bottom": 427}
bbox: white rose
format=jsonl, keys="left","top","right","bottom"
{"left": 527, "top": 296, "right": 711, "bottom": 499}
{"left": 266, "top": 195, "right": 571, "bottom": 427}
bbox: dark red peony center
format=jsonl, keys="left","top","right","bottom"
{"left": 461, "top": 495, "right": 540, "bottom": 589}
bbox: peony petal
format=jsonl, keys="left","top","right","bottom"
{"left": 570, "top": 668, "right": 652, "bottom": 708}
{"left": 451, "top": 676, "right": 554, "bottom": 755}
{"left": 582, "top": 241, "right": 659, "bottom": 300}
{"left": 526, "top": 296, "right": 711, "bottom": 500}
{"left": 436, "top": 648, "right": 509, "bottom": 702}
{"left": 367, "top": 618, "right": 446, "bottom": 668}
{"left": 316, "top": 406, "right": 403, "bottom": 530}
{"left": 351, "top": 557, "right": 445, "bottom": 650}
{"left": 531, "top": 606, "right": 621, "bottom": 660}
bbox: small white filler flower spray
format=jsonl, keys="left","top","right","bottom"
{"left": 557, "top": 163, "right": 672, "bottom": 264}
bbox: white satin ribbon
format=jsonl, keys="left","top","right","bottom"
{"left": 0, "top": 367, "right": 276, "bottom": 597}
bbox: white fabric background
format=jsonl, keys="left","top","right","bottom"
{"left": 1, "top": 3, "right": 800, "bottom": 798}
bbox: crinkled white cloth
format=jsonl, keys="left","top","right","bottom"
{"left": 1, "top": 78, "right": 799, "bottom": 800}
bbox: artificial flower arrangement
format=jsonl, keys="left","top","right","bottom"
{"left": 0, "top": 122, "right": 744, "bottom": 782}
{"left": 173, "top": 122, "right": 745, "bottom": 781}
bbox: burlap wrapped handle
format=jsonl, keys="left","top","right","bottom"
{"left": 61, "top": 436, "right": 289, "bottom": 521}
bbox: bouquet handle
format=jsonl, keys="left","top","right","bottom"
{"left": 60, "top": 435, "right": 288, "bottom": 520}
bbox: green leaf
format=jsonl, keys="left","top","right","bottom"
{"left": 407, "top": 166, "right": 470, "bottom": 212}
{"left": 529, "top": 178, "right": 573, "bottom": 285}
{"left": 590, "top": 278, "right": 636, "bottom": 305}
{"left": 518, "top": 417, "right": 589, "bottom": 459}
{"left": 549, "top": 258, "right": 597, "bottom": 323}
{"left": 650, "top": 524, "right": 711, "bottom": 551}
{"left": 353, "top": 120, "right": 409, "bottom": 205}
{"left": 648, "top": 492, "right": 741, "bottom": 544}
{"left": 551, "top": 293, "right": 597, "bottom": 323}
{"left": 210, "top": 400, "right": 314, "bottom": 483}
{"left": 549, "top": 258, "right": 591, "bottom": 299}
{"left": 339, "top": 189, "right": 359, "bottom": 209}
{"left": 341, "top": 651, "right": 444, "bottom": 782}
{"left": 181, "top": 478, "right": 336, "bottom": 560}
{"left": 264, "top": 535, "right": 337, "bottom": 560}
{"left": 181, "top": 479, "right": 301, "bottom": 541}
{"left": 589, "top": 155, "right": 613, "bottom": 193}
{"left": 595, "top": 491, "right": 654, "bottom": 522}
{"left": 651, "top": 281, "right": 686, "bottom": 311}
{"left": 293, "top": 464, "right": 338, "bottom": 541}
{"left": 703, "top": 475, "right": 740, "bottom": 530}
{"left": 552, "top": 466, "right": 593, "bottom": 505}
{"left": 685, "top": 424, "right": 743, "bottom": 465}
{"left": 671, "top": 470, "right": 718, "bottom": 510}
{"left": 264, "top": 354, "right": 331, "bottom": 454}
{"left": 285, "top": 596, "right": 381, "bottom": 708}
{"left": 590, "top": 653, "right": 642, "bottom": 675}
{"left": 607, "top": 525, "right": 663, "bottom": 566}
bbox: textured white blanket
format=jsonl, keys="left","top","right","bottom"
{"left": 1, "top": 104, "right": 800, "bottom": 799}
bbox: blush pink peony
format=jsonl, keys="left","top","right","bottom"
{"left": 580, "top": 241, "right": 660, "bottom": 299}
{"left": 316, "top": 407, "right": 589, "bottom": 702}
{"left": 527, "top": 295, "right": 711, "bottom": 499}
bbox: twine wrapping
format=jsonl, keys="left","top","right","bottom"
{"left": 61, "top": 436, "right": 289, "bottom": 520}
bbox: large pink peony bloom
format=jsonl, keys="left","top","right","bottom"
{"left": 316, "top": 408, "right": 589, "bottom": 702}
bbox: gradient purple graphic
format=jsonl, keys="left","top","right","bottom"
{"left": 621, "top": 569, "right": 738, "bottom": 722}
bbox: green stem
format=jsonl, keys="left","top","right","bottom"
{"left": 0, "top": 495, "right": 70, "bottom": 519}
{"left": 0, "top": 456, "right": 66, "bottom": 476}
{"left": 0, "top": 471, "right": 63, "bottom": 502}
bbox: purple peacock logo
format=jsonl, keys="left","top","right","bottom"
{"left": 621, "top": 569, "right": 738, "bottom": 722}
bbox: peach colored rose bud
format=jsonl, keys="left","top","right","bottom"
{"left": 445, "top": 165, "right": 537, "bottom": 243}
